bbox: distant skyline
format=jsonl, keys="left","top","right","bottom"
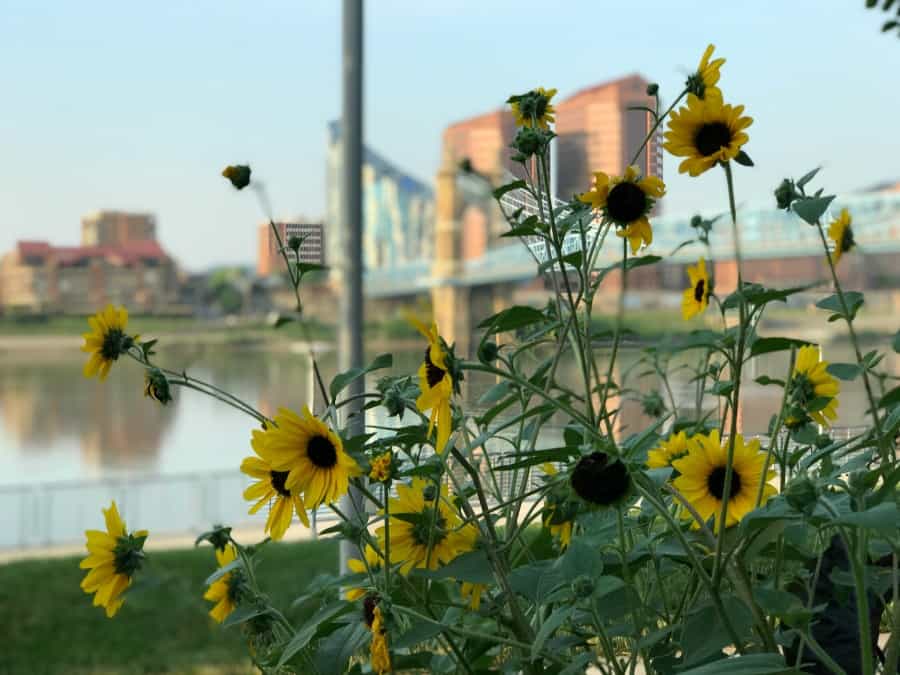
{"left": 2, "top": 1, "right": 897, "bottom": 270}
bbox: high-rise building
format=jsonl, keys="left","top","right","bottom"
{"left": 442, "top": 109, "right": 520, "bottom": 179}
{"left": 555, "top": 74, "right": 663, "bottom": 201}
{"left": 326, "top": 121, "right": 434, "bottom": 280}
{"left": 81, "top": 211, "right": 156, "bottom": 247}
{"left": 257, "top": 222, "right": 325, "bottom": 277}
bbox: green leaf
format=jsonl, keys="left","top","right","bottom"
{"left": 329, "top": 353, "right": 392, "bottom": 400}
{"left": 750, "top": 337, "right": 810, "bottom": 358}
{"left": 677, "top": 654, "right": 798, "bottom": 675}
{"left": 296, "top": 262, "right": 327, "bottom": 276}
{"left": 815, "top": 292, "right": 865, "bottom": 321}
{"left": 204, "top": 558, "right": 243, "bottom": 586}
{"left": 796, "top": 167, "right": 821, "bottom": 189}
{"left": 710, "top": 381, "right": 734, "bottom": 397}
{"left": 478, "top": 305, "right": 547, "bottom": 334}
{"left": 892, "top": 330, "right": 900, "bottom": 353}
{"left": 272, "top": 315, "right": 295, "bottom": 329}
{"left": 508, "top": 560, "right": 564, "bottom": 605}
{"left": 478, "top": 380, "right": 514, "bottom": 405}
{"left": 415, "top": 550, "right": 494, "bottom": 584}
{"left": 392, "top": 616, "right": 445, "bottom": 650}
{"left": 531, "top": 606, "right": 573, "bottom": 660}
{"left": 492, "top": 180, "right": 527, "bottom": 200}
{"left": 791, "top": 195, "right": 835, "bottom": 225}
{"left": 833, "top": 502, "right": 899, "bottom": 534}
{"left": 733, "top": 150, "right": 754, "bottom": 167}
{"left": 879, "top": 385, "right": 900, "bottom": 409}
{"left": 278, "top": 601, "right": 351, "bottom": 667}
{"left": 222, "top": 604, "right": 269, "bottom": 628}
{"left": 826, "top": 362, "right": 862, "bottom": 381}
{"left": 312, "top": 621, "right": 369, "bottom": 675}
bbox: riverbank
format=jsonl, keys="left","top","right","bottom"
{"left": 0, "top": 539, "right": 338, "bottom": 674}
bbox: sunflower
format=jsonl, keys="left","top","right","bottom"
{"left": 570, "top": 452, "right": 631, "bottom": 507}
{"left": 79, "top": 501, "right": 147, "bottom": 618}
{"left": 204, "top": 544, "right": 243, "bottom": 623}
{"left": 663, "top": 92, "right": 753, "bottom": 177}
{"left": 672, "top": 430, "right": 776, "bottom": 532}
{"left": 368, "top": 451, "right": 392, "bottom": 483}
{"left": 647, "top": 430, "right": 692, "bottom": 469}
{"left": 408, "top": 316, "right": 457, "bottom": 454}
{"left": 509, "top": 87, "right": 557, "bottom": 129}
{"left": 826, "top": 208, "right": 856, "bottom": 266}
{"left": 578, "top": 165, "right": 666, "bottom": 255}
{"left": 376, "top": 478, "right": 476, "bottom": 575}
{"left": 540, "top": 463, "right": 574, "bottom": 548}
{"left": 251, "top": 406, "right": 361, "bottom": 509}
{"left": 682, "top": 257, "right": 711, "bottom": 320}
{"left": 81, "top": 304, "right": 136, "bottom": 380}
{"left": 786, "top": 345, "right": 840, "bottom": 428}
{"left": 369, "top": 605, "right": 391, "bottom": 675}
{"left": 686, "top": 44, "right": 725, "bottom": 100}
{"left": 346, "top": 544, "right": 383, "bottom": 601}
{"left": 240, "top": 449, "right": 310, "bottom": 541}
{"left": 460, "top": 582, "right": 486, "bottom": 611}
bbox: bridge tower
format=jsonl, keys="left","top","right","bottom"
{"left": 431, "top": 146, "right": 472, "bottom": 356}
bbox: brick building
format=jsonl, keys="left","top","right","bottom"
{"left": 81, "top": 211, "right": 156, "bottom": 247}
{"left": 257, "top": 222, "right": 325, "bottom": 277}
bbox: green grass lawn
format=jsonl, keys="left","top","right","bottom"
{"left": 0, "top": 540, "right": 338, "bottom": 675}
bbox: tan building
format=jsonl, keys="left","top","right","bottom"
{"left": 0, "top": 239, "right": 176, "bottom": 314}
{"left": 81, "top": 210, "right": 156, "bottom": 247}
{"left": 555, "top": 74, "right": 662, "bottom": 201}
{"left": 257, "top": 222, "right": 325, "bottom": 277}
{"left": 442, "top": 109, "right": 520, "bottom": 179}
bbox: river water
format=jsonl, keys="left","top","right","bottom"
{"left": 0, "top": 340, "right": 887, "bottom": 549}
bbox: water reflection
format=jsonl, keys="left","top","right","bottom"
{"left": 0, "top": 342, "right": 889, "bottom": 487}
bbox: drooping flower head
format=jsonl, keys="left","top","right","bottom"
{"left": 240, "top": 439, "right": 310, "bottom": 541}
{"left": 143, "top": 367, "right": 172, "bottom": 405}
{"left": 369, "top": 605, "right": 392, "bottom": 675}
{"left": 346, "top": 544, "right": 383, "bottom": 601}
{"left": 204, "top": 544, "right": 244, "bottom": 623}
{"left": 681, "top": 257, "right": 711, "bottom": 320}
{"left": 408, "top": 315, "right": 461, "bottom": 454}
{"left": 251, "top": 406, "right": 362, "bottom": 510}
{"left": 81, "top": 305, "right": 136, "bottom": 380}
{"left": 79, "top": 501, "right": 148, "bottom": 618}
{"left": 647, "top": 430, "right": 692, "bottom": 470}
{"left": 570, "top": 452, "right": 632, "bottom": 507}
{"left": 221, "top": 164, "right": 252, "bottom": 190}
{"left": 786, "top": 345, "right": 840, "bottom": 428}
{"left": 376, "top": 478, "right": 476, "bottom": 575}
{"left": 826, "top": 208, "right": 856, "bottom": 266}
{"left": 664, "top": 92, "right": 753, "bottom": 177}
{"left": 672, "top": 430, "right": 776, "bottom": 532}
{"left": 508, "top": 87, "right": 557, "bottom": 129}
{"left": 578, "top": 165, "right": 666, "bottom": 255}
{"left": 686, "top": 44, "right": 725, "bottom": 100}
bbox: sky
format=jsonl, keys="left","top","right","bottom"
{"left": 1, "top": 1, "right": 898, "bottom": 271}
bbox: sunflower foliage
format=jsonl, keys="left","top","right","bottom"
{"left": 78, "top": 45, "right": 900, "bottom": 675}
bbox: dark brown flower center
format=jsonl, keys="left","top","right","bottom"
{"left": 307, "top": 435, "right": 338, "bottom": 468}
{"left": 570, "top": 452, "right": 631, "bottom": 506}
{"left": 424, "top": 348, "right": 446, "bottom": 388}
{"left": 694, "top": 122, "right": 732, "bottom": 157}
{"left": 707, "top": 466, "right": 741, "bottom": 500}
{"left": 840, "top": 227, "right": 856, "bottom": 254}
{"left": 100, "top": 328, "right": 126, "bottom": 360}
{"left": 606, "top": 181, "right": 647, "bottom": 224}
{"left": 363, "top": 594, "right": 379, "bottom": 627}
{"left": 694, "top": 279, "right": 706, "bottom": 303}
{"left": 270, "top": 470, "right": 291, "bottom": 497}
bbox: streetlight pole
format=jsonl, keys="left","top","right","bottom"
{"left": 338, "top": 0, "right": 365, "bottom": 573}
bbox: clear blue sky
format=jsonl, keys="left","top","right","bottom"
{"left": 2, "top": 1, "right": 897, "bottom": 270}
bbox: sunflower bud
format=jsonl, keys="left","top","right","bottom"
{"left": 195, "top": 524, "right": 233, "bottom": 552}
{"left": 570, "top": 452, "right": 631, "bottom": 506}
{"left": 144, "top": 367, "right": 172, "bottom": 405}
{"left": 641, "top": 391, "right": 666, "bottom": 419}
{"left": 646, "top": 83, "right": 659, "bottom": 97}
{"left": 785, "top": 476, "right": 818, "bottom": 514}
{"left": 774, "top": 179, "right": 798, "bottom": 210}
{"left": 511, "top": 126, "right": 549, "bottom": 160}
{"left": 222, "top": 164, "right": 252, "bottom": 190}
{"left": 287, "top": 235, "right": 302, "bottom": 253}
{"left": 571, "top": 574, "right": 595, "bottom": 597}
{"left": 422, "top": 484, "right": 438, "bottom": 502}
{"left": 477, "top": 340, "right": 498, "bottom": 363}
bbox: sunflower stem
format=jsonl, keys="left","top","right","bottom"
{"left": 755, "top": 347, "right": 796, "bottom": 507}
{"left": 599, "top": 238, "right": 629, "bottom": 439}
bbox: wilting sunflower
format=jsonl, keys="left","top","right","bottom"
{"left": 826, "top": 208, "right": 856, "bottom": 266}
{"left": 570, "top": 452, "right": 632, "bottom": 507}
{"left": 79, "top": 500, "right": 147, "bottom": 618}
{"left": 672, "top": 430, "right": 776, "bottom": 532}
{"left": 460, "top": 582, "right": 486, "bottom": 611}
{"left": 409, "top": 316, "right": 457, "bottom": 454}
{"left": 369, "top": 605, "right": 391, "bottom": 675}
{"left": 647, "top": 430, "right": 692, "bottom": 470}
{"left": 682, "top": 257, "right": 711, "bottom": 320}
{"left": 240, "top": 449, "right": 310, "bottom": 541}
{"left": 251, "top": 406, "right": 361, "bottom": 509}
{"left": 509, "top": 87, "right": 557, "bottom": 129}
{"left": 346, "top": 544, "right": 383, "bottom": 601}
{"left": 578, "top": 165, "right": 666, "bottom": 255}
{"left": 376, "top": 478, "right": 476, "bottom": 575}
{"left": 787, "top": 345, "right": 840, "bottom": 428}
{"left": 81, "top": 304, "right": 136, "bottom": 380}
{"left": 686, "top": 44, "right": 725, "bottom": 100}
{"left": 664, "top": 92, "right": 753, "bottom": 177}
{"left": 204, "top": 544, "right": 243, "bottom": 623}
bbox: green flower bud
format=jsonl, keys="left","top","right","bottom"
{"left": 785, "top": 476, "right": 818, "bottom": 514}
{"left": 641, "top": 391, "right": 666, "bottom": 419}
{"left": 646, "top": 83, "right": 659, "bottom": 96}
{"left": 511, "top": 127, "right": 549, "bottom": 159}
{"left": 571, "top": 452, "right": 631, "bottom": 507}
{"left": 477, "top": 340, "right": 499, "bottom": 363}
{"left": 571, "top": 574, "right": 595, "bottom": 597}
{"left": 287, "top": 235, "right": 302, "bottom": 252}
{"left": 774, "top": 179, "right": 797, "bottom": 210}
{"left": 144, "top": 367, "right": 172, "bottom": 405}
{"left": 222, "top": 164, "right": 252, "bottom": 190}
